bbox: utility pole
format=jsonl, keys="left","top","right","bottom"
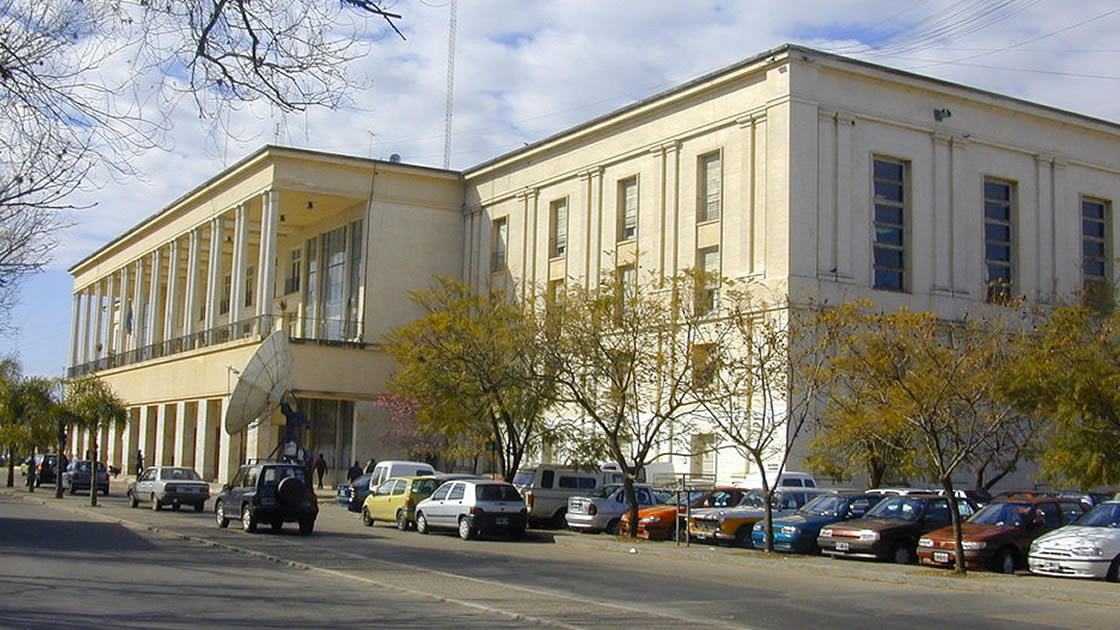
{"left": 443, "top": 0, "right": 457, "bottom": 169}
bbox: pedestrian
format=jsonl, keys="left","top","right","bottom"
{"left": 347, "top": 460, "right": 362, "bottom": 483}
{"left": 314, "top": 453, "right": 328, "bottom": 489}
{"left": 26, "top": 457, "right": 36, "bottom": 492}
{"left": 364, "top": 458, "right": 377, "bottom": 474}
{"left": 135, "top": 450, "right": 144, "bottom": 477}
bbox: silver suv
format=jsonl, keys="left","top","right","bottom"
{"left": 566, "top": 484, "right": 669, "bottom": 534}
{"left": 415, "top": 479, "right": 528, "bottom": 540}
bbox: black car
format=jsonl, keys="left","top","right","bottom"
{"left": 29, "top": 453, "right": 68, "bottom": 485}
{"left": 817, "top": 494, "right": 979, "bottom": 564}
{"left": 214, "top": 461, "right": 318, "bottom": 535}
{"left": 62, "top": 460, "right": 110, "bottom": 495}
{"left": 336, "top": 472, "right": 374, "bottom": 512}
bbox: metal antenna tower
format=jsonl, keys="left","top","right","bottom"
{"left": 442, "top": 0, "right": 457, "bottom": 169}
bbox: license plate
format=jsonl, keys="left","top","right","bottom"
{"left": 496, "top": 517, "right": 508, "bottom": 525}
{"left": 835, "top": 542, "right": 850, "bottom": 551}
{"left": 934, "top": 552, "right": 949, "bottom": 563}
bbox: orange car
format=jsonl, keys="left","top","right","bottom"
{"left": 619, "top": 487, "right": 747, "bottom": 540}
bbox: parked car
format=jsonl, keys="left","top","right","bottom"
{"left": 565, "top": 483, "right": 670, "bottom": 534}
{"left": 818, "top": 494, "right": 978, "bottom": 564}
{"left": 1028, "top": 500, "right": 1120, "bottom": 581}
{"left": 362, "top": 473, "right": 482, "bottom": 530}
{"left": 367, "top": 460, "right": 436, "bottom": 488}
{"left": 993, "top": 490, "right": 1044, "bottom": 500}
{"left": 215, "top": 460, "right": 318, "bottom": 535}
{"left": 866, "top": 487, "right": 935, "bottom": 496}
{"left": 127, "top": 466, "right": 210, "bottom": 512}
{"left": 29, "top": 453, "right": 67, "bottom": 485}
{"left": 732, "top": 471, "right": 817, "bottom": 489}
{"left": 415, "top": 479, "right": 527, "bottom": 540}
{"left": 61, "top": 460, "right": 110, "bottom": 495}
{"left": 513, "top": 466, "right": 614, "bottom": 528}
{"left": 619, "top": 486, "right": 748, "bottom": 540}
{"left": 935, "top": 488, "right": 993, "bottom": 506}
{"left": 689, "top": 488, "right": 835, "bottom": 547}
{"left": 336, "top": 473, "right": 373, "bottom": 512}
{"left": 1045, "top": 490, "right": 1114, "bottom": 507}
{"left": 918, "top": 497, "right": 1087, "bottom": 573}
{"left": 751, "top": 492, "right": 883, "bottom": 553}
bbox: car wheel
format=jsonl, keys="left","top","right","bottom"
{"left": 128, "top": 491, "right": 138, "bottom": 508}
{"left": 734, "top": 527, "right": 753, "bottom": 548}
{"left": 298, "top": 518, "right": 315, "bottom": 536}
{"left": 241, "top": 504, "right": 257, "bottom": 533}
{"left": 458, "top": 516, "right": 475, "bottom": 541}
{"left": 151, "top": 494, "right": 161, "bottom": 511}
{"left": 551, "top": 508, "right": 567, "bottom": 529}
{"left": 1106, "top": 556, "right": 1120, "bottom": 582}
{"left": 605, "top": 519, "right": 620, "bottom": 536}
{"left": 995, "top": 548, "right": 1017, "bottom": 574}
{"left": 892, "top": 542, "right": 915, "bottom": 565}
{"left": 194, "top": 503, "right": 204, "bottom": 513}
{"left": 396, "top": 510, "right": 410, "bottom": 531}
{"left": 215, "top": 501, "right": 229, "bottom": 528}
{"left": 416, "top": 512, "right": 430, "bottom": 535}
{"left": 361, "top": 507, "right": 374, "bottom": 527}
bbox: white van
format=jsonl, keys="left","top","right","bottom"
{"left": 366, "top": 460, "right": 436, "bottom": 490}
{"left": 733, "top": 470, "right": 817, "bottom": 490}
{"left": 513, "top": 466, "right": 617, "bottom": 527}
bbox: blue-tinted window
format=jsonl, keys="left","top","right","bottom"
{"left": 1082, "top": 198, "right": 1110, "bottom": 287}
{"left": 872, "top": 158, "right": 906, "bottom": 292}
{"left": 983, "top": 179, "right": 1014, "bottom": 303}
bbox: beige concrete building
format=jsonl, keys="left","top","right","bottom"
{"left": 69, "top": 44, "right": 1120, "bottom": 486}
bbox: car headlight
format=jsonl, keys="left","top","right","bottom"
{"left": 961, "top": 541, "right": 986, "bottom": 551}
{"left": 780, "top": 526, "right": 800, "bottom": 535}
{"left": 918, "top": 538, "right": 933, "bottom": 548}
{"left": 639, "top": 516, "right": 662, "bottom": 524}
{"left": 856, "top": 529, "right": 879, "bottom": 542}
{"left": 820, "top": 528, "right": 833, "bottom": 537}
{"left": 1070, "top": 545, "right": 1103, "bottom": 557}
{"left": 1029, "top": 541, "right": 1041, "bottom": 554}
{"left": 717, "top": 512, "right": 726, "bottom": 524}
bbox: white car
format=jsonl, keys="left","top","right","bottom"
{"left": 565, "top": 484, "right": 669, "bottom": 534}
{"left": 1028, "top": 501, "right": 1120, "bottom": 581}
{"left": 128, "top": 466, "right": 210, "bottom": 512}
{"left": 415, "top": 479, "right": 527, "bottom": 540}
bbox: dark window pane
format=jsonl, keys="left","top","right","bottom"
{"left": 987, "top": 264, "right": 1011, "bottom": 282}
{"left": 984, "top": 181, "right": 1010, "bottom": 201}
{"left": 1083, "top": 220, "right": 1105, "bottom": 238}
{"left": 986, "top": 243, "right": 1011, "bottom": 262}
{"left": 874, "top": 160, "right": 903, "bottom": 181}
{"left": 875, "top": 226, "right": 903, "bottom": 246}
{"left": 984, "top": 201, "right": 1010, "bottom": 221}
{"left": 1083, "top": 201, "right": 1105, "bottom": 219}
{"left": 875, "top": 204, "right": 903, "bottom": 225}
{"left": 874, "top": 181, "right": 903, "bottom": 202}
{"left": 874, "top": 247, "right": 903, "bottom": 269}
{"left": 1084, "top": 241, "right": 1105, "bottom": 258}
{"left": 1085, "top": 259, "right": 1106, "bottom": 277}
{"left": 985, "top": 223, "right": 1011, "bottom": 243}
{"left": 874, "top": 269, "right": 903, "bottom": 291}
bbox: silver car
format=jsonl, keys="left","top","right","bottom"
{"left": 128, "top": 466, "right": 210, "bottom": 512}
{"left": 415, "top": 479, "right": 528, "bottom": 540}
{"left": 566, "top": 483, "right": 669, "bottom": 534}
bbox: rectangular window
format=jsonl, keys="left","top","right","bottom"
{"left": 550, "top": 198, "right": 568, "bottom": 258}
{"left": 696, "top": 246, "right": 720, "bottom": 315}
{"left": 491, "top": 218, "right": 508, "bottom": 272}
{"left": 1082, "top": 197, "right": 1110, "bottom": 288}
{"left": 984, "top": 178, "right": 1015, "bottom": 303}
{"left": 284, "top": 249, "right": 301, "bottom": 295}
{"left": 692, "top": 344, "right": 717, "bottom": 389}
{"left": 244, "top": 265, "right": 255, "bottom": 308}
{"left": 699, "top": 153, "right": 722, "bottom": 222}
{"left": 219, "top": 274, "right": 231, "bottom": 315}
{"left": 872, "top": 158, "right": 906, "bottom": 292}
{"left": 547, "top": 279, "right": 564, "bottom": 304}
{"left": 618, "top": 177, "right": 638, "bottom": 241}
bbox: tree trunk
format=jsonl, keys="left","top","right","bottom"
{"left": 942, "top": 477, "right": 967, "bottom": 575}
{"left": 55, "top": 421, "right": 66, "bottom": 499}
{"left": 90, "top": 424, "right": 99, "bottom": 507}
{"left": 621, "top": 474, "right": 638, "bottom": 538}
{"left": 761, "top": 476, "right": 775, "bottom": 553}
{"left": 6, "top": 444, "right": 14, "bottom": 487}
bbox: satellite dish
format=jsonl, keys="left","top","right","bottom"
{"left": 225, "top": 330, "right": 293, "bottom": 435}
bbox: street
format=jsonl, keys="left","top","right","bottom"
{"left": 0, "top": 484, "right": 1116, "bottom": 629}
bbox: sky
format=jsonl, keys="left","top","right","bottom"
{"left": 4, "top": 0, "right": 1120, "bottom": 377}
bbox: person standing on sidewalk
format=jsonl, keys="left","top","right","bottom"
{"left": 135, "top": 450, "right": 144, "bottom": 477}
{"left": 314, "top": 454, "right": 328, "bottom": 489}
{"left": 346, "top": 461, "right": 362, "bottom": 483}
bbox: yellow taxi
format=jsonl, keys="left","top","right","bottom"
{"left": 362, "top": 474, "right": 480, "bottom": 530}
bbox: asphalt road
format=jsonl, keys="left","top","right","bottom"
{"left": 1, "top": 483, "right": 1116, "bottom": 630}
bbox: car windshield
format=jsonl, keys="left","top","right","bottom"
{"left": 163, "top": 468, "right": 200, "bottom": 481}
{"left": 512, "top": 471, "right": 534, "bottom": 486}
{"left": 476, "top": 484, "right": 521, "bottom": 502}
{"left": 737, "top": 490, "right": 767, "bottom": 509}
{"left": 263, "top": 466, "right": 306, "bottom": 483}
{"left": 589, "top": 484, "right": 621, "bottom": 499}
{"left": 1073, "top": 503, "right": 1120, "bottom": 527}
{"left": 75, "top": 461, "right": 105, "bottom": 473}
{"left": 412, "top": 478, "right": 440, "bottom": 495}
{"left": 968, "top": 501, "right": 1031, "bottom": 527}
{"left": 800, "top": 495, "right": 850, "bottom": 517}
{"left": 865, "top": 497, "right": 925, "bottom": 521}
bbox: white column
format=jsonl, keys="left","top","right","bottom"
{"left": 80, "top": 286, "right": 93, "bottom": 364}
{"left": 256, "top": 191, "right": 278, "bottom": 323}
{"left": 105, "top": 272, "right": 117, "bottom": 360}
{"left": 91, "top": 279, "right": 104, "bottom": 361}
{"left": 664, "top": 144, "right": 680, "bottom": 279}
{"left": 115, "top": 266, "right": 130, "bottom": 357}
{"left": 230, "top": 204, "right": 250, "bottom": 327}
{"left": 183, "top": 229, "right": 200, "bottom": 338}
{"left": 197, "top": 399, "right": 220, "bottom": 481}
{"left": 132, "top": 258, "right": 146, "bottom": 352}
{"left": 163, "top": 239, "right": 181, "bottom": 345}
{"left": 932, "top": 134, "right": 952, "bottom": 292}
{"left": 68, "top": 293, "right": 82, "bottom": 368}
{"left": 204, "top": 217, "right": 224, "bottom": 333}
{"left": 147, "top": 248, "right": 163, "bottom": 348}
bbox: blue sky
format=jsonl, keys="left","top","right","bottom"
{"left": 4, "top": 0, "right": 1120, "bottom": 377}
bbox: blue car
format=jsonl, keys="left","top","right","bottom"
{"left": 752, "top": 493, "right": 882, "bottom": 553}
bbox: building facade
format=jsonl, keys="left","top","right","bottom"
{"left": 68, "top": 45, "right": 1120, "bottom": 487}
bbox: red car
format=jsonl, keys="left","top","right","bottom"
{"left": 619, "top": 487, "right": 747, "bottom": 540}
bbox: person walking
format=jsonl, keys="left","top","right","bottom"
{"left": 346, "top": 461, "right": 362, "bottom": 483}
{"left": 314, "top": 454, "right": 328, "bottom": 489}
{"left": 135, "top": 450, "right": 144, "bottom": 477}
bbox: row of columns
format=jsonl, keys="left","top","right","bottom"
{"left": 68, "top": 190, "right": 280, "bottom": 371}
